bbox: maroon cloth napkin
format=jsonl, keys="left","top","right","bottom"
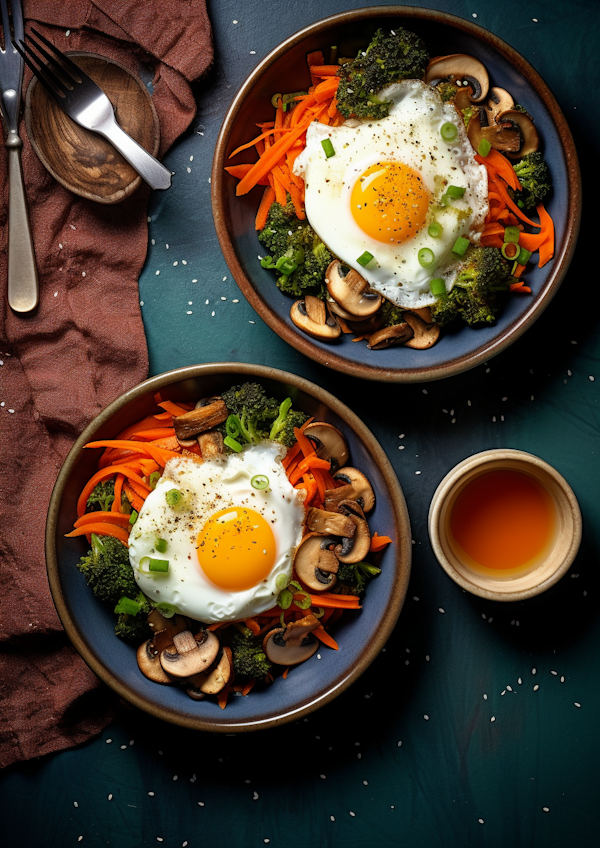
{"left": 0, "top": 0, "right": 213, "bottom": 769}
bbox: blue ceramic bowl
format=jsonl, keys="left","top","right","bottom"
{"left": 46, "top": 364, "right": 411, "bottom": 731}
{"left": 212, "top": 7, "right": 580, "bottom": 382}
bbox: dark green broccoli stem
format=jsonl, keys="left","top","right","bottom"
{"left": 336, "top": 27, "right": 429, "bottom": 120}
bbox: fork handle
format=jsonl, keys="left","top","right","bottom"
{"left": 98, "top": 116, "right": 172, "bottom": 191}
{"left": 6, "top": 135, "right": 39, "bottom": 314}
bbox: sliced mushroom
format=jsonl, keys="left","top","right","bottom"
{"left": 262, "top": 613, "right": 320, "bottom": 666}
{"left": 496, "top": 109, "right": 540, "bottom": 159}
{"left": 324, "top": 467, "right": 375, "bottom": 513}
{"left": 303, "top": 421, "right": 349, "bottom": 471}
{"left": 409, "top": 306, "right": 433, "bottom": 323}
{"left": 403, "top": 312, "right": 441, "bottom": 350}
{"left": 306, "top": 507, "right": 356, "bottom": 538}
{"left": 327, "top": 296, "right": 362, "bottom": 322}
{"left": 334, "top": 500, "right": 371, "bottom": 564}
{"left": 425, "top": 54, "right": 489, "bottom": 103}
{"left": 467, "top": 110, "right": 521, "bottom": 154}
{"left": 293, "top": 532, "right": 339, "bottom": 591}
{"left": 186, "top": 646, "right": 233, "bottom": 698}
{"left": 198, "top": 430, "right": 224, "bottom": 457}
{"left": 326, "top": 261, "right": 382, "bottom": 318}
{"left": 346, "top": 313, "right": 384, "bottom": 336}
{"left": 159, "top": 629, "right": 220, "bottom": 679}
{"left": 172, "top": 399, "right": 228, "bottom": 441}
{"left": 147, "top": 610, "right": 188, "bottom": 634}
{"left": 484, "top": 87, "right": 514, "bottom": 125}
{"left": 367, "top": 322, "right": 414, "bottom": 350}
{"left": 290, "top": 297, "right": 341, "bottom": 340}
{"left": 137, "top": 638, "right": 172, "bottom": 684}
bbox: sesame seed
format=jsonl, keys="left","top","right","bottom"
{"left": 349, "top": 811, "right": 356, "bottom": 817}
{"left": 534, "top": 685, "right": 539, "bottom": 691}
{"left": 424, "top": 714, "right": 429, "bottom": 720}
{"left": 148, "top": 792, "right": 155, "bottom": 796}
{"left": 574, "top": 702, "right": 581, "bottom": 708}
{"left": 478, "top": 818, "right": 484, "bottom": 824}
{"left": 491, "top": 716, "right": 496, "bottom": 722}
{"left": 108, "top": 794, "right": 113, "bottom": 800}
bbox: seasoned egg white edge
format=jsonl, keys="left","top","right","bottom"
{"left": 128, "top": 444, "right": 305, "bottom": 623}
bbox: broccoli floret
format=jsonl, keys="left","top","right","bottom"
{"left": 378, "top": 299, "right": 405, "bottom": 328}
{"left": 335, "top": 561, "right": 381, "bottom": 595}
{"left": 511, "top": 152, "right": 552, "bottom": 210}
{"left": 430, "top": 247, "right": 511, "bottom": 327}
{"left": 259, "top": 199, "right": 331, "bottom": 298}
{"left": 436, "top": 80, "right": 458, "bottom": 102}
{"left": 114, "top": 593, "right": 153, "bottom": 643}
{"left": 336, "top": 27, "right": 429, "bottom": 120}
{"left": 86, "top": 479, "right": 131, "bottom": 513}
{"left": 271, "top": 408, "right": 309, "bottom": 448}
{"left": 512, "top": 104, "right": 529, "bottom": 114}
{"left": 221, "top": 382, "right": 307, "bottom": 449}
{"left": 76, "top": 533, "right": 138, "bottom": 605}
{"left": 224, "top": 629, "right": 272, "bottom": 679}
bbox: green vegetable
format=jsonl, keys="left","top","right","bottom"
{"left": 357, "top": 251, "right": 375, "bottom": 267}
{"left": 504, "top": 225, "right": 520, "bottom": 243}
{"left": 428, "top": 221, "right": 443, "bottom": 238}
{"left": 76, "top": 533, "right": 138, "bottom": 605}
{"left": 501, "top": 242, "right": 519, "bottom": 260}
{"left": 85, "top": 479, "right": 130, "bottom": 514}
{"left": 430, "top": 278, "right": 447, "bottom": 297}
{"left": 224, "top": 435, "right": 242, "bottom": 452}
{"left": 440, "top": 122, "right": 458, "bottom": 142}
{"left": 452, "top": 236, "right": 470, "bottom": 256}
{"left": 430, "top": 246, "right": 511, "bottom": 327}
{"left": 114, "top": 591, "right": 153, "bottom": 643}
{"left": 436, "top": 80, "right": 458, "bottom": 102}
{"left": 251, "top": 474, "right": 270, "bottom": 490}
{"left": 335, "top": 560, "right": 381, "bottom": 595}
{"left": 477, "top": 138, "right": 492, "bottom": 157}
{"left": 223, "top": 629, "right": 272, "bottom": 679}
{"left": 378, "top": 299, "right": 405, "bottom": 328}
{"left": 147, "top": 558, "right": 169, "bottom": 574}
{"left": 418, "top": 247, "right": 435, "bottom": 268}
{"left": 220, "top": 381, "right": 308, "bottom": 449}
{"left": 321, "top": 138, "right": 335, "bottom": 158}
{"left": 336, "top": 27, "right": 429, "bottom": 120}
{"left": 155, "top": 538, "right": 168, "bottom": 553}
{"left": 446, "top": 185, "right": 466, "bottom": 199}
{"left": 511, "top": 152, "right": 552, "bottom": 210}
{"left": 165, "top": 489, "right": 183, "bottom": 507}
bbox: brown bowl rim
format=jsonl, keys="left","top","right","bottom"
{"left": 45, "top": 362, "right": 412, "bottom": 731}
{"left": 211, "top": 5, "right": 581, "bottom": 383}
{"left": 25, "top": 51, "right": 160, "bottom": 205}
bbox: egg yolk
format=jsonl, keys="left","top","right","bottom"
{"left": 197, "top": 506, "right": 276, "bottom": 591}
{"left": 351, "top": 161, "right": 431, "bottom": 243}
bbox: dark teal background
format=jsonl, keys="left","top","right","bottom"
{"left": 3, "top": 1, "right": 599, "bottom": 845}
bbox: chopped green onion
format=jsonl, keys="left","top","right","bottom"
{"left": 288, "top": 580, "right": 303, "bottom": 593}
{"left": 294, "top": 592, "right": 312, "bottom": 610}
{"left": 275, "top": 256, "right": 298, "bottom": 276}
{"left": 270, "top": 92, "right": 283, "bottom": 109}
{"left": 148, "top": 558, "right": 169, "bottom": 574}
{"left": 251, "top": 474, "right": 270, "bottom": 490}
{"left": 278, "top": 588, "right": 293, "bottom": 609}
{"left": 321, "top": 138, "right": 335, "bottom": 158}
{"left": 312, "top": 606, "right": 325, "bottom": 618}
{"left": 165, "top": 489, "right": 182, "bottom": 507}
{"left": 276, "top": 573, "right": 289, "bottom": 591}
{"left": 452, "top": 236, "right": 470, "bottom": 256}
{"left": 418, "top": 248, "right": 435, "bottom": 268}
{"left": 329, "top": 45, "right": 338, "bottom": 64}
{"left": 226, "top": 414, "right": 242, "bottom": 439}
{"left": 155, "top": 602, "right": 176, "bottom": 618}
{"left": 129, "top": 510, "right": 138, "bottom": 525}
{"left": 260, "top": 256, "right": 277, "bottom": 269}
{"left": 224, "top": 435, "right": 242, "bottom": 452}
{"left": 501, "top": 241, "right": 519, "bottom": 260}
{"left": 440, "top": 121, "right": 458, "bottom": 142}
{"left": 477, "top": 138, "right": 492, "bottom": 157}
{"left": 148, "top": 471, "right": 161, "bottom": 490}
{"left": 430, "top": 277, "right": 447, "bottom": 296}
{"left": 517, "top": 246, "right": 532, "bottom": 265}
{"left": 114, "top": 596, "right": 142, "bottom": 615}
{"left": 428, "top": 221, "right": 443, "bottom": 238}
{"left": 155, "top": 538, "right": 168, "bottom": 553}
{"left": 282, "top": 90, "right": 307, "bottom": 110}
{"left": 357, "top": 251, "right": 374, "bottom": 267}
{"left": 511, "top": 260, "right": 518, "bottom": 276}
{"left": 504, "top": 225, "right": 520, "bottom": 243}
{"left": 446, "top": 185, "right": 466, "bottom": 199}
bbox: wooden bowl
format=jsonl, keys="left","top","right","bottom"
{"left": 428, "top": 449, "right": 582, "bottom": 601}
{"left": 25, "top": 52, "right": 160, "bottom": 204}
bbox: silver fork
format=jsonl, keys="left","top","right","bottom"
{"left": 1, "top": 0, "right": 38, "bottom": 313}
{"left": 17, "top": 28, "right": 172, "bottom": 191}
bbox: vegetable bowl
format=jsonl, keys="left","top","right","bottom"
{"left": 212, "top": 7, "right": 580, "bottom": 383}
{"left": 46, "top": 363, "right": 411, "bottom": 731}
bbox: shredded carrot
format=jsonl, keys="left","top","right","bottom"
{"left": 66, "top": 523, "right": 130, "bottom": 545}
{"left": 255, "top": 185, "right": 276, "bottom": 230}
{"left": 225, "top": 164, "right": 270, "bottom": 186}
{"left": 130, "top": 428, "right": 176, "bottom": 441}
{"left": 476, "top": 149, "right": 521, "bottom": 191}
{"left": 370, "top": 533, "right": 393, "bottom": 552}
{"left": 306, "top": 50, "right": 324, "bottom": 68}
{"left": 314, "top": 625, "right": 339, "bottom": 650}
{"left": 158, "top": 400, "right": 191, "bottom": 417}
{"left": 122, "top": 482, "right": 144, "bottom": 512}
{"left": 77, "top": 465, "right": 150, "bottom": 517}
{"left": 217, "top": 680, "right": 232, "bottom": 709}
{"left": 308, "top": 593, "right": 361, "bottom": 609}
{"left": 244, "top": 618, "right": 261, "bottom": 636}
{"left": 536, "top": 202, "right": 555, "bottom": 267}
{"left": 74, "top": 511, "right": 131, "bottom": 529}
{"left": 112, "top": 473, "right": 125, "bottom": 513}
{"left": 242, "top": 679, "right": 256, "bottom": 695}
{"left": 236, "top": 121, "right": 313, "bottom": 196}
{"left": 228, "top": 127, "right": 288, "bottom": 158}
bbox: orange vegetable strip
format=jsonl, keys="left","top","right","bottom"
{"left": 287, "top": 181, "right": 305, "bottom": 219}
{"left": 308, "top": 596, "right": 362, "bottom": 609}
{"left": 206, "top": 622, "right": 228, "bottom": 631}
{"left": 315, "top": 591, "right": 361, "bottom": 602}
{"left": 99, "top": 447, "right": 145, "bottom": 468}
{"left": 236, "top": 121, "right": 311, "bottom": 195}
{"left": 310, "top": 467, "right": 327, "bottom": 504}
{"left": 143, "top": 444, "right": 183, "bottom": 467}
{"left": 117, "top": 415, "right": 167, "bottom": 440}
{"left": 482, "top": 223, "right": 506, "bottom": 237}
{"left": 241, "top": 679, "right": 256, "bottom": 695}
{"left": 74, "top": 511, "right": 132, "bottom": 528}
{"left": 370, "top": 533, "right": 393, "bottom": 552}
{"left": 217, "top": 680, "right": 232, "bottom": 709}
{"left": 291, "top": 454, "right": 330, "bottom": 481}
{"left": 244, "top": 618, "right": 261, "bottom": 636}
{"left": 112, "top": 473, "right": 125, "bottom": 513}
{"left": 510, "top": 282, "right": 531, "bottom": 293}
{"left": 513, "top": 263, "right": 526, "bottom": 278}
{"left": 228, "top": 127, "right": 288, "bottom": 158}
{"left": 295, "top": 473, "right": 318, "bottom": 506}
{"left": 312, "top": 76, "right": 339, "bottom": 102}
{"left": 158, "top": 399, "right": 191, "bottom": 416}
{"left": 130, "top": 428, "right": 176, "bottom": 441}
{"left": 123, "top": 483, "right": 144, "bottom": 512}
{"left": 314, "top": 626, "right": 339, "bottom": 650}
{"left": 476, "top": 150, "right": 521, "bottom": 191}
{"left": 536, "top": 202, "right": 555, "bottom": 267}
{"left": 127, "top": 479, "right": 151, "bottom": 502}
{"left": 293, "top": 426, "right": 317, "bottom": 459}
{"left": 153, "top": 411, "right": 172, "bottom": 420}
{"left": 255, "top": 185, "right": 276, "bottom": 230}
{"left": 489, "top": 176, "right": 541, "bottom": 228}
{"left": 282, "top": 440, "right": 303, "bottom": 470}
{"left": 66, "top": 523, "right": 130, "bottom": 545}
{"left": 274, "top": 97, "right": 284, "bottom": 130}
{"left": 308, "top": 64, "right": 340, "bottom": 76}
{"left": 517, "top": 231, "right": 547, "bottom": 252}
{"left": 480, "top": 235, "right": 503, "bottom": 248}
{"left": 290, "top": 95, "right": 317, "bottom": 127}
{"left": 327, "top": 96, "right": 339, "bottom": 118}
{"left": 85, "top": 439, "right": 159, "bottom": 454}
{"left": 272, "top": 170, "right": 287, "bottom": 206}
{"left": 149, "top": 435, "right": 181, "bottom": 451}
{"left": 77, "top": 465, "right": 150, "bottom": 517}
{"left": 225, "top": 164, "right": 270, "bottom": 187}
{"left": 307, "top": 50, "right": 324, "bottom": 67}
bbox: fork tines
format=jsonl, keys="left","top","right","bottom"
{"left": 15, "top": 27, "right": 84, "bottom": 101}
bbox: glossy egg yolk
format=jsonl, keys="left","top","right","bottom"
{"left": 196, "top": 506, "right": 276, "bottom": 591}
{"left": 351, "top": 161, "right": 431, "bottom": 244}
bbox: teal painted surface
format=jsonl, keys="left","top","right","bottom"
{"left": 3, "top": 1, "right": 599, "bottom": 845}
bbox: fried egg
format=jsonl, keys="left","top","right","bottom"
{"left": 294, "top": 80, "right": 488, "bottom": 309}
{"left": 129, "top": 443, "right": 305, "bottom": 623}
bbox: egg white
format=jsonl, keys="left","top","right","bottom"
{"left": 294, "top": 80, "right": 489, "bottom": 309}
{"left": 129, "top": 443, "right": 305, "bottom": 623}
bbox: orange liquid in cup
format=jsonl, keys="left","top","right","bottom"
{"left": 448, "top": 469, "right": 556, "bottom": 575}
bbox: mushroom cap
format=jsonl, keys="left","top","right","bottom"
{"left": 326, "top": 261, "right": 382, "bottom": 318}
{"left": 172, "top": 399, "right": 228, "bottom": 440}
{"left": 186, "top": 646, "right": 233, "bottom": 697}
{"left": 306, "top": 506, "right": 356, "bottom": 538}
{"left": 425, "top": 54, "right": 489, "bottom": 103}
{"left": 403, "top": 312, "right": 441, "bottom": 350}
{"left": 290, "top": 297, "right": 341, "bottom": 340}
{"left": 303, "top": 422, "right": 349, "bottom": 471}
{"left": 262, "top": 614, "right": 320, "bottom": 666}
{"left": 484, "top": 87, "right": 515, "bottom": 125}
{"left": 324, "top": 467, "right": 375, "bottom": 513}
{"left": 367, "top": 322, "right": 414, "bottom": 350}
{"left": 198, "top": 430, "right": 224, "bottom": 457}
{"left": 467, "top": 110, "right": 521, "bottom": 154}
{"left": 160, "top": 629, "right": 220, "bottom": 679}
{"left": 137, "top": 639, "right": 172, "bottom": 684}
{"left": 334, "top": 500, "right": 371, "bottom": 564}
{"left": 496, "top": 109, "right": 540, "bottom": 159}
{"left": 293, "top": 531, "right": 339, "bottom": 592}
